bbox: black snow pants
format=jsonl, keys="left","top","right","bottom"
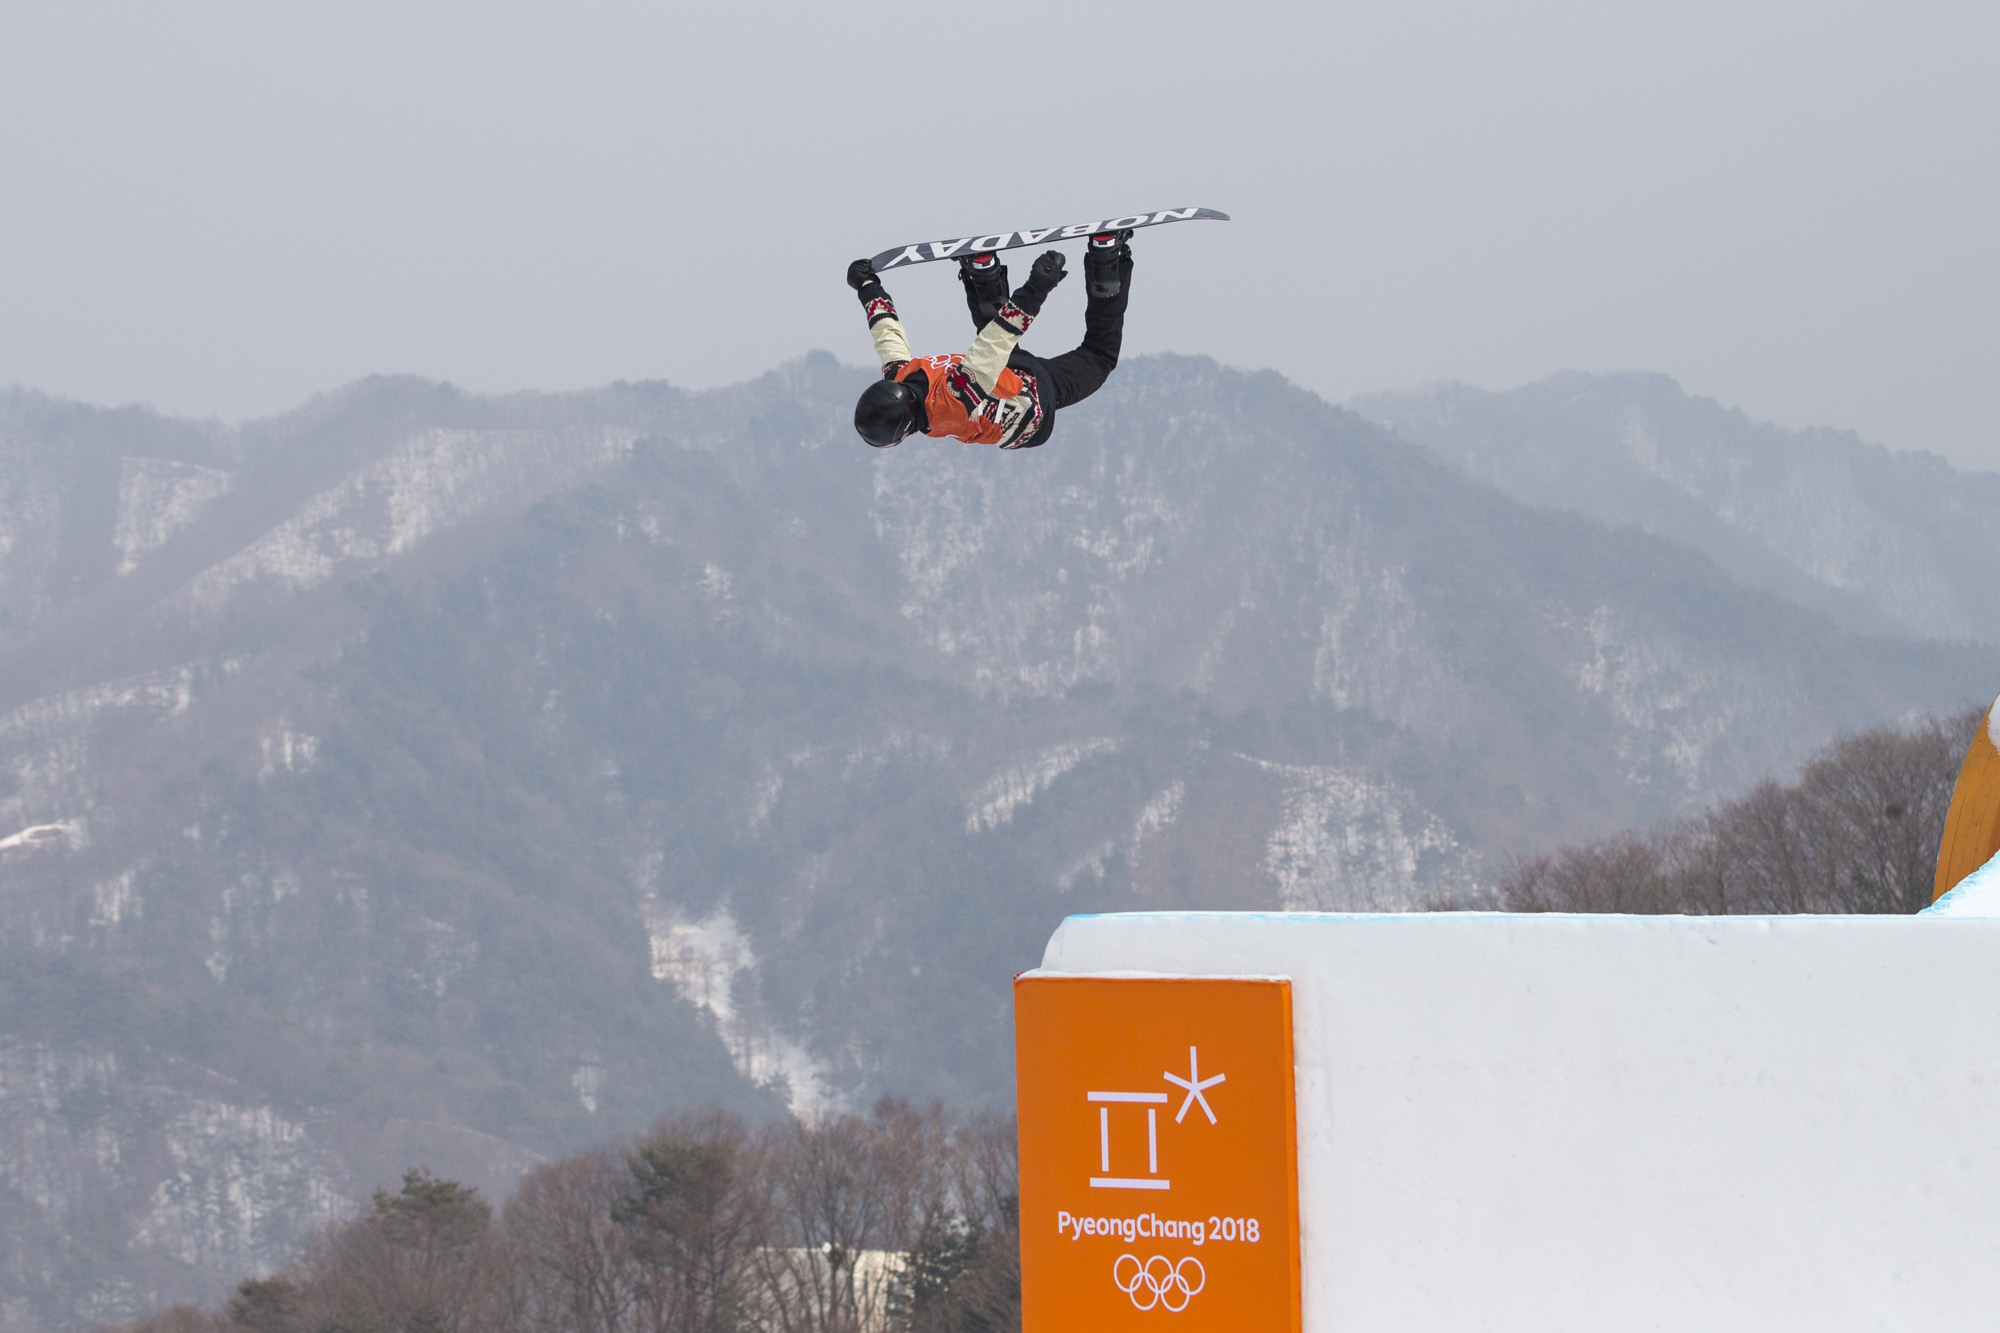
{"left": 960, "top": 253, "right": 1132, "bottom": 412}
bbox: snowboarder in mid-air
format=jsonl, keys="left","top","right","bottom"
{"left": 846, "top": 231, "right": 1134, "bottom": 450}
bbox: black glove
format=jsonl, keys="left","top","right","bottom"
{"left": 847, "top": 258, "right": 877, "bottom": 291}
{"left": 1008, "top": 249, "right": 1067, "bottom": 317}
{"left": 1025, "top": 250, "right": 1066, "bottom": 295}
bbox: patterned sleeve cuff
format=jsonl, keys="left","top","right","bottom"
{"left": 993, "top": 299, "right": 1035, "bottom": 336}
{"left": 862, "top": 291, "right": 898, "bottom": 327}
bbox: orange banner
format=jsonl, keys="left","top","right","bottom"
{"left": 1014, "top": 974, "right": 1301, "bottom": 1331}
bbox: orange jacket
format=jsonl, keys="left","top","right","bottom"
{"left": 863, "top": 289, "right": 1046, "bottom": 449}
{"left": 893, "top": 353, "right": 1044, "bottom": 448}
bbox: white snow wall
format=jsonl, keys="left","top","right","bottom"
{"left": 1034, "top": 912, "right": 2000, "bottom": 1331}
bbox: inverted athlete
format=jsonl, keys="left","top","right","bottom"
{"left": 845, "top": 231, "right": 1135, "bottom": 450}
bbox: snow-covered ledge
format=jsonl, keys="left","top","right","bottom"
{"left": 1031, "top": 909, "right": 2000, "bottom": 1331}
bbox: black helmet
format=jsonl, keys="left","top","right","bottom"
{"left": 854, "top": 378, "right": 923, "bottom": 447}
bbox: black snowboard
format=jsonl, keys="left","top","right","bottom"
{"left": 869, "top": 207, "right": 1229, "bottom": 273}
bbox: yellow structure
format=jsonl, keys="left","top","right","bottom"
{"left": 1935, "top": 693, "right": 2000, "bottom": 902}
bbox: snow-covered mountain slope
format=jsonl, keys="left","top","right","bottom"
{"left": 1351, "top": 372, "right": 2000, "bottom": 642}
{"left": 0, "top": 356, "right": 1993, "bottom": 1326}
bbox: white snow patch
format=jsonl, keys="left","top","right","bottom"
{"left": 258, "top": 729, "right": 320, "bottom": 779}
{"left": 1558, "top": 604, "right": 1732, "bottom": 795}
{"left": 867, "top": 453, "right": 1160, "bottom": 698}
{"left": 645, "top": 904, "right": 839, "bottom": 1113}
{"left": 1133, "top": 781, "right": 1186, "bottom": 844}
{"left": 205, "top": 915, "right": 231, "bottom": 983}
{"left": 1313, "top": 555, "right": 1415, "bottom": 713}
{"left": 965, "top": 738, "right": 1121, "bottom": 832}
{"left": 1303, "top": 535, "right": 1473, "bottom": 741}
{"left": 0, "top": 819, "right": 85, "bottom": 855}
{"left": 91, "top": 869, "right": 139, "bottom": 926}
{"left": 742, "top": 731, "right": 952, "bottom": 834}
{"left": 1247, "top": 757, "right": 1481, "bottom": 911}
{"left": 840, "top": 729, "right": 952, "bottom": 781}
{"left": 747, "top": 768, "right": 785, "bottom": 831}
{"left": 176, "top": 425, "right": 635, "bottom": 612}
{"left": 113, "top": 457, "right": 232, "bottom": 575}
{"left": 0, "top": 666, "right": 200, "bottom": 822}
{"left": 745, "top": 747, "right": 819, "bottom": 832}
{"left": 1056, "top": 841, "right": 1121, "bottom": 892}
{"left": 0, "top": 1042, "right": 128, "bottom": 1219}
{"left": 572, "top": 1064, "right": 604, "bottom": 1114}
{"left": 1054, "top": 780, "right": 1189, "bottom": 891}
{"left": 416, "top": 918, "right": 478, "bottom": 998}
{"left": 133, "top": 1099, "right": 345, "bottom": 1273}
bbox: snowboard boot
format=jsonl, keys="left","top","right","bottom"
{"left": 958, "top": 252, "right": 1010, "bottom": 327}
{"left": 1085, "top": 230, "right": 1133, "bottom": 300}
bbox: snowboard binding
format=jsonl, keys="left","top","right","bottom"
{"left": 957, "top": 252, "right": 1011, "bottom": 328}
{"left": 1085, "top": 229, "right": 1134, "bottom": 300}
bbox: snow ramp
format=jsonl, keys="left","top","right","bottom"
{"left": 1016, "top": 910, "right": 2000, "bottom": 1331}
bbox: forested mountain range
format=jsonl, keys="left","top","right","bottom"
{"left": 1, "top": 354, "right": 1993, "bottom": 1328}
{"left": 1352, "top": 372, "right": 2000, "bottom": 643}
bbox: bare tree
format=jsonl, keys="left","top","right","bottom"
{"left": 223, "top": 1278, "right": 299, "bottom": 1333}
{"left": 1709, "top": 779, "right": 1819, "bottom": 913}
{"left": 1793, "top": 721, "right": 1960, "bottom": 913}
{"left": 1659, "top": 811, "right": 1734, "bottom": 915}
{"left": 1502, "top": 708, "right": 1979, "bottom": 916}
{"left": 1501, "top": 833, "right": 1675, "bottom": 913}
{"left": 753, "top": 1112, "right": 897, "bottom": 1333}
{"left": 99, "top": 1307, "right": 227, "bottom": 1333}
{"left": 103, "top": 1106, "right": 1031, "bottom": 1333}
{"left": 507, "top": 1150, "right": 640, "bottom": 1333}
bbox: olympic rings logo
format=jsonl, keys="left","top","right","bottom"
{"left": 1113, "top": 1254, "right": 1206, "bottom": 1312}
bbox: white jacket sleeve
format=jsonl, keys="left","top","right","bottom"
{"left": 869, "top": 312, "right": 913, "bottom": 369}
{"left": 962, "top": 299, "right": 1035, "bottom": 396}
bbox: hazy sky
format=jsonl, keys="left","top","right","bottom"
{"left": 2, "top": 0, "right": 1995, "bottom": 470}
